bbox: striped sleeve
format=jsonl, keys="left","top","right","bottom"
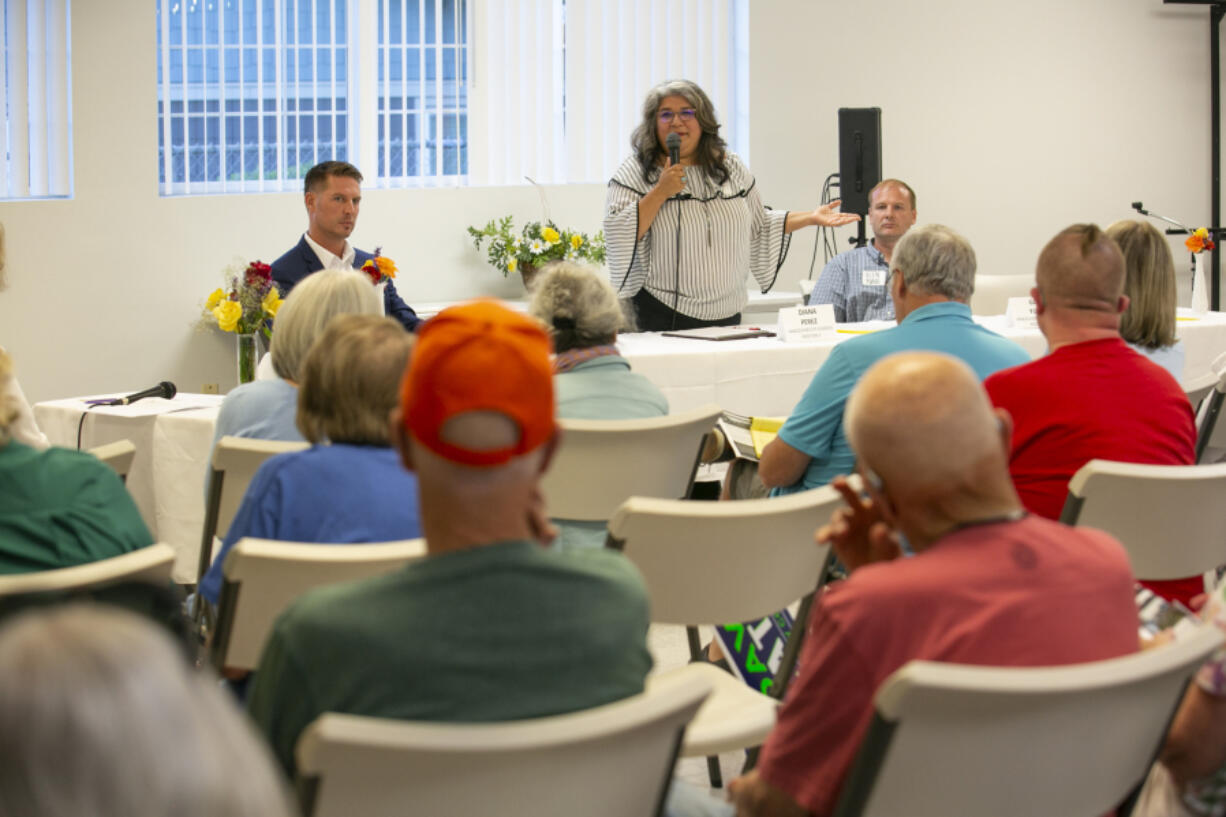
{"left": 746, "top": 176, "right": 791, "bottom": 294}
{"left": 604, "top": 179, "right": 650, "bottom": 298}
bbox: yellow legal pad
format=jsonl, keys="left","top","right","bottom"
{"left": 749, "top": 416, "right": 785, "bottom": 458}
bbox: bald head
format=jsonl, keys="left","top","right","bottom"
{"left": 845, "top": 352, "right": 1007, "bottom": 492}
{"left": 1036, "top": 224, "right": 1125, "bottom": 313}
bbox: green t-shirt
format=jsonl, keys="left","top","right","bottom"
{"left": 247, "top": 539, "right": 653, "bottom": 776}
{"left": 0, "top": 442, "right": 153, "bottom": 573}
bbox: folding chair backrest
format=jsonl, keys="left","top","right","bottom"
{"left": 295, "top": 672, "right": 712, "bottom": 817}
{"left": 1061, "top": 459, "right": 1226, "bottom": 580}
{"left": 0, "top": 544, "right": 175, "bottom": 596}
{"left": 969, "top": 273, "right": 1032, "bottom": 316}
{"left": 607, "top": 480, "right": 850, "bottom": 626}
{"left": 210, "top": 537, "right": 426, "bottom": 671}
{"left": 833, "top": 625, "right": 1225, "bottom": 817}
{"left": 1184, "top": 370, "right": 1219, "bottom": 413}
{"left": 540, "top": 404, "right": 722, "bottom": 522}
{"left": 1197, "top": 359, "right": 1226, "bottom": 460}
{"left": 87, "top": 438, "right": 137, "bottom": 481}
{"left": 197, "top": 436, "right": 309, "bottom": 584}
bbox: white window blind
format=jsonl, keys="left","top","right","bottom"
{"left": 469, "top": 0, "right": 746, "bottom": 187}
{"left": 0, "top": 0, "right": 73, "bottom": 199}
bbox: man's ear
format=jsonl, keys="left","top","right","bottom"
{"left": 389, "top": 408, "right": 415, "bottom": 472}
{"left": 304, "top": 190, "right": 316, "bottom": 214}
{"left": 1117, "top": 294, "right": 1131, "bottom": 315}
{"left": 993, "top": 407, "right": 1014, "bottom": 454}
{"left": 1030, "top": 286, "right": 1045, "bottom": 315}
{"left": 891, "top": 269, "right": 906, "bottom": 300}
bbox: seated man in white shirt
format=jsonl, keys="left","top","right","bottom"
{"left": 270, "top": 160, "right": 419, "bottom": 330}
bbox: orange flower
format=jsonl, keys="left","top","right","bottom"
{"left": 1186, "top": 227, "right": 1215, "bottom": 254}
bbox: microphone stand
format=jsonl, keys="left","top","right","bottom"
{"left": 1132, "top": 201, "right": 1224, "bottom": 308}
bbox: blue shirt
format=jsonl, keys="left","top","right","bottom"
{"left": 808, "top": 242, "right": 895, "bottom": 322}
{"left": 774, "top": 301, "right": 1031, "bottom": 495}
{"left": 555, "top": 355, "right": 669, "bottom": 420}
{"left": 200, "top": 443, "right": 422, "bottom": 603}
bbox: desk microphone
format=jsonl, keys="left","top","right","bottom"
{"left": 104, "top": 381, "right": 177, "bottom": 406}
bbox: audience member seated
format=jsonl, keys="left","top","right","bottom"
{"left": 750, "top": 224, "right": 1030, "bottom": 498}
{"left": 1107, "top": 219, "right": 1185, "bottom": 381}
{"left": 0, "top": 223, "right": 48, "bottom": 449}
{"left": 199, "top": 314, "right": 420, "bottom": 606}
{"left": 719, "top": 352, "right": 1139, "bottom": 817}
{"left": 1136, "top": 574, "right": 1226, "bottom": 817}
{"left": 528, "top": 260, "right": 668, "bottom": 419}
{"left": 528, "top": 261, "right": 669, "bottom": 550}
{"left": 807, "top": 179, "right": 918, "bottom": 322}
{"left": 0, "top": 604, "right": 294, "bottom": 817}
{"left": 247, "top": 300, "right": 652, "bottom": 777}
{"left": 985, "top": 223, "right": 1197, "bottom": 605}
{"left": 209, "top": 267, "right": 381, "bottom": 451}
{"left": 0, "top": 348, "right": 152, "bottom": 573}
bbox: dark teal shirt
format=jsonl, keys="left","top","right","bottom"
{"left": 0, "top": 441, "right": 153, "bottom": 573}
{"left": 248, "top": 539, "right": 653, "bottom": 776}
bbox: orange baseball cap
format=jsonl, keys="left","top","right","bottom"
{"left": 400, "top": 299, "right": 556, "bottom": 467}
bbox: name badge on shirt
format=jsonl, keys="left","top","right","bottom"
{"left": 861, "top": 268, "right": 888, "bottom": 287}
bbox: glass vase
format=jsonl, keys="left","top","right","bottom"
{"left": 236, "top": 333, "right": 258, "bottom": 384}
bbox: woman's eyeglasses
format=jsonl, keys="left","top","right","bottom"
{"left": 657, "top": 109, "right": 696, "bottom": 125}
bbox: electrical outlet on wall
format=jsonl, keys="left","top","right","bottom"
{"left": 202, "top": 383, "right": 219, "bottom": 394}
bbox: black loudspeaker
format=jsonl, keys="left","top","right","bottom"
{"left": 837, "top": 108, "right": 882, "bottom": 216}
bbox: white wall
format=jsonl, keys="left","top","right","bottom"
{"left": 0, "top": 0, "right": 1215, "bottom": 404}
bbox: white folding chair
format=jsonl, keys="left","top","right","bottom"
{"left": 294, "top": 671, "right": 713, "bottom": 817}
{"left": 969, "top": 273, "right": 1032, "bottom": 315}
{"left": 87, "top": 438, "right": 137, "bottom": 482}
{"left": 831, "top": 625, "right": 1225, "bottom": 817}
{"left": 607, "top": 481, "right": 852, "bottom": 783}
{"left": 196, "top": 436, "right": 309, "bottom": 589}
{"left": 1060, "top": 459, "right": 1226, "bottom": 583}
{"left": 540, "top": 404, "right": 723, "bottom": 522}
{"left": 0, "top": 543, "right": 175, "bottom": 596}
{"left": 209, "top": 537, "right": 426, "bottom": 672}
{"left": 1184, "top": 370, "right": 1219, "bottom": 414}
{"left": 1195, "top": 353, "right": 1226, "bottom": 462}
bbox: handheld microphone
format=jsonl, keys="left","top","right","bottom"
{"left": 666, "top": 132, "right": 681, "bottom": 166}
{"left": 105, "top": 381, "right": 177, "bottom": 407}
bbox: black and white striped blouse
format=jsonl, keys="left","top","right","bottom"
{"left": 604, "top": 152, "right": 791, "bottom": 321}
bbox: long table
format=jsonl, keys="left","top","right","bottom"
{"left": 35, "top": 309, "right": 1226, "bottom": 582}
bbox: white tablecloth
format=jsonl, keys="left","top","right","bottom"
{"left": 34, "top": 395, "right": 222, "bottom": 582}
{"left": 33, "top": 308, "right": 1226, "bottom": 581}
{"left": 618, "top": 309, "right": 1226, "bottom": 415}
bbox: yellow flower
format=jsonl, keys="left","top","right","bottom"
{"left": 507, "top": 258, "right": 518, "bottom": 273}
{"left": 570, "top": 234, "right": 583, "bottom": 250}
{"left": 213, "top": 300, "right": 242, "bottom": 332}
{"left": 375, "top": 255, "right": 398, "bottom": 279}
{"left": 262, "top": 287, "right": 282, "bottom": 318}
{"left": 541, "top": 226, "right": 561, "bottom": 244}
{"left": 205, "top": 288, "right": 225, "bottom": 309}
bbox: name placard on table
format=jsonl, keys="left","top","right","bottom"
{"left": 777, "top": 303, "right": 836, "bottom": 343}
{"left": 1005, "top": 296, "right": 1038, "bottom": 329}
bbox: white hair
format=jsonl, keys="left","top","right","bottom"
{"left": 891, "top": 224, "right": 976, "bottom": 301}
{"left": 270, "top": 268, "right": 382, "bottom": 381}
{"left": 0, "top": 604, "right": 295, "bottom": 817}
{"left": 528, "top": 261, "right": 630, "bottom": 351}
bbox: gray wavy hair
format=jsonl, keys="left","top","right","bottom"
{"left": 629, "top": 79, "right": 730, "bottom": 187}
{"left": 270, "top": 268, "right": 382, "bottom": 381}
{"left": 891, "top": 224, "right": 976, "bottom": 301}
{"left": 528, "top": 261, "right": 630, "bottom": 353}
{"left": 0, "top": 604, "right": 295, "bottom": 817}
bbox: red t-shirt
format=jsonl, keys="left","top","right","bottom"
{"left": 984, "top": 337, "right": 1198, "bottom": 604}
{"left": 756, "top": 515, "right": 1139, "bottom": 817}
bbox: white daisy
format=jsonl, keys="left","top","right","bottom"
{"left": 529, "top": 238, "right": 546, "bottom": 254}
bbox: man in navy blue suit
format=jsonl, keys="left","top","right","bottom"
{"left": 271, "top": 161, "right": 420, "bottom": 331}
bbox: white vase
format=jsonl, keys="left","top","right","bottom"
{"left": 1192, "top": 252, "right": 1210, "bottom": 314}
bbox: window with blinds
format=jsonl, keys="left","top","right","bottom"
{"left": 0, "top": 0, "right": 73, "bottom": 200}
{"left": 154, "top": 0, "right": 745, "bottom": 195}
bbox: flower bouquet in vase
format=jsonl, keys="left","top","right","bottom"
{"left": 1187, "top": 228, "right": 1216, "bottom": 314}
{"left": 203, "top": 260, "right": 282, "bottom": 384}
{"left": 467, "top": 216, "right": 606, "bottom": 288}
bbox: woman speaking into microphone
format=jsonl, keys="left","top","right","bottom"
{"left": 605, "top": 79, "right": 859, "bottom": 332}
